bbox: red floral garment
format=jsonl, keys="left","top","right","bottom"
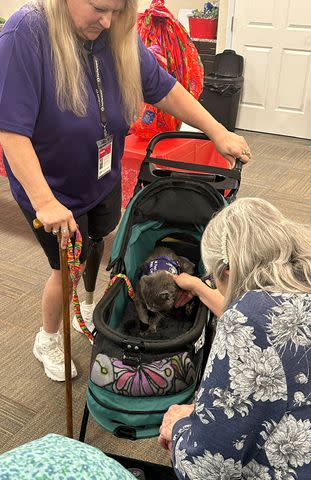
{"left": 130, "top": 0, "right": 204, "bottom": 139}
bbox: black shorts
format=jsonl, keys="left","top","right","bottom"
{"left": 20, "top": 182, "right": 122, "bottom": 270}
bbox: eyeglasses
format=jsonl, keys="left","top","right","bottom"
{"left": 201, "top": 272, "right": 217, "bottom": 290}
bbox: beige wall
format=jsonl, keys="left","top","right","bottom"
{"left": 1, "top": 1, "right": 203, "bottom": 19}
{"left": 138, "top": 0, "right": 202, "bottom": 17}
{"left": 0, "top": 1, "right": 26, "bottom": 19}
{"left": 218, "top": 0, "right": 229, "bottom": 52}
{"left": 1, "top": 0, "right": 230, "bottom": 51}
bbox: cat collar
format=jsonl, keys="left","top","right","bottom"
{"left": 142, "top": 256, "right": 181, "bottom": 276}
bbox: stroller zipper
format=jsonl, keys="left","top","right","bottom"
{"left": 88, "top": 387, "right": 195, "bottom": 415}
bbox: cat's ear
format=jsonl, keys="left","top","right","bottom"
{"left": 179, "top": 256, "right": 195, "bottom": 274}
{"left": 140, "top": 275, "right": 151, "bottom": 284}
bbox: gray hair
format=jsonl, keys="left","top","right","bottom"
{"left": 201, "top": 197, "right": 311, "bottom": 310}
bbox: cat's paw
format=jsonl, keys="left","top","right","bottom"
{"left": 139, "top": 324, "right": 157, "bottom": 337}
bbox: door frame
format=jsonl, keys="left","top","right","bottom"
{"left": 225, "top": 0, "right": 236, "bottom": 49}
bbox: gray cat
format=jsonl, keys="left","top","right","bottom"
{"left": 135, "top": 247, "right": 195, "bottom": 335}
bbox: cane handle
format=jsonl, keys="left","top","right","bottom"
{"left": 33, "top": 218, "right": 43, "bottom": 229}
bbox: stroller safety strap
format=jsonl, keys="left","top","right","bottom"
{"left": 105, "top": 274, "right": 135, "bottom": 300}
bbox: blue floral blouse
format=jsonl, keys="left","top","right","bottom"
{"left": 172, "top": 290, "right": 311, "bottom": 479}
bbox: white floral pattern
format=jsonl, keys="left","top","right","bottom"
{"left": 295, "top": 372, "right": 308, "bottom": 384}
{"left": 195, "top": 401, "right": 215, "bottom": 424}
{"left": 210, "top": 387, "right": 253, "bottom": 418}
{"left": 208, "top": 307, "right": 256, "bottom": 361}
{"left": 229, "top": 346, "right": 287, "bottom": 402}
{"left": 233, "top": 434, "right": 247, "bottom": 451}
{"left": 176, "top": 444, "right": 242, "bottom": 480}
{"left": 241, "top": 460, "right": 272, "bottom": 479}
{"left": 274, "top": 469, "right": 297, "bottom": 480}
{"left": 293, "top": 391, "right": 311, "bottom": 407}
{"left": 266, "top": 295, "right": 311, "bottom": 352}
{"left": 91, "top": 354, "right": 114, "bottom": 387}
{"left": 175, "top": 437, "right": 190, "bottom": 479}
{"left": 202, "top": 306, "right": 255, "bottom": 381}
{"left": 264, "top": 414, "right": 311, "bottom": 469}
{"left": 172, "top": 291, "right": 311, "bottom": 480}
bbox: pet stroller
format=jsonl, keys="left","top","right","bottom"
{"left": 79, "top": 131, "right": 242, "bottom": 478}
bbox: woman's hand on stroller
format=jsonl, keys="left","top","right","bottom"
{"left": 158, "top": 403, "right": 195, "bottom": 452}
{"left": 213, "top": 130, "right": 252, "bottom": 167}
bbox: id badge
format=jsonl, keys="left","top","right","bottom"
{"left": 97, "top": 135, "right": 113, "bottom": 179}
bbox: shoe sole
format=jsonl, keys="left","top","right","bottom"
{"left": 33, "top": 343, "right": 77, "bottom": 382}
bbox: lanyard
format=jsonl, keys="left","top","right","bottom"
{"left": 87, "top": 47, "right": 109, "bottom": 139}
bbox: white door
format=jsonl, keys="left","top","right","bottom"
{"left": 231, "top": 0, "right": 311, "bottom": 139}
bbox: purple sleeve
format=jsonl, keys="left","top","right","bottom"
{"left": 138, "top": 37, "right": 176, "bottom": 105}
{"left": 0, "top": 28, "right": 42, "bottom": 138}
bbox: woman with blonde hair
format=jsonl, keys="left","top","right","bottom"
{"left": 159, "top": 197, "right": 311, "bottom": 479}
{"left": 0, "top": 0, "right": 251, "bottom": 382}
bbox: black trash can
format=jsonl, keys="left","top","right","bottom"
{"left": 199, "top": 49, "right": 244, "bottom": 131}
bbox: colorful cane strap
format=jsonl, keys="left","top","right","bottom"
{"left": 67, "top": 230, "right": 94, "bottom": 342}
{"left": 105, "top": 274, "right": 135, "bottom": 300}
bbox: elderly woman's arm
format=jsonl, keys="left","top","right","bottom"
{"left": 174, "top": 273, "right": 224, "bottom": 317}
{"left": 158, "top": 303, "right": 288, "bottom": 480}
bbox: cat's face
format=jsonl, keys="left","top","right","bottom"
{"left": 140, "top": 272, "right": 179, "bottom": 313}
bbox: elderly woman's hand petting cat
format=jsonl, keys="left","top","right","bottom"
{"left": 173, "top": 273, "right": 204, "bottom": 308}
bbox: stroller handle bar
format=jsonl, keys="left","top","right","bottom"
{"left": 135, "top": 131, "right": 243, "bottom": 197}
{"left": 147, "top": 131, "right": 216, "bottom": 152}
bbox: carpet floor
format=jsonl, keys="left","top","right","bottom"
{"left": 0, "top": 130, "right": 310, "bottom": 465}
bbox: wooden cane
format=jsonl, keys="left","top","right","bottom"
{"left": 33, "top": 219, "right": 73, "bottom": 438}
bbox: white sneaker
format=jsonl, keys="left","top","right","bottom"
{"left": 72, "top": 301, "right": 95, "bottom": 334}
{"left": 33, "top": 328, "right": 77, "bottom": 382}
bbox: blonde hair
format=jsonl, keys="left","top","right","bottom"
{"left": 201, "top": 197, "right": 311, "bottom": 310}
{"left": 33, "top": 0, "right": 143, "bottom": 122}
{"left": 109, "top": 0, "right": 143, "bottom": 123}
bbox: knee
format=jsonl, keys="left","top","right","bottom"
{"left": 49, "top": 269, "right": 74, "bottom": 294}
{"left": 50, "top": 269, "right": 62, "bottom": 284}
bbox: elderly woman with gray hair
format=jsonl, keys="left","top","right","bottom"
{"left": 159, "top": 197, "right": 311, "bottom": 480}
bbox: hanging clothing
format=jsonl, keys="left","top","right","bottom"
{"left": 131, "top": 0, "right": 204, "bottom": 139}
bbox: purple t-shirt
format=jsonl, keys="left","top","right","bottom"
{"left": 0, "top": 6, "right": 176, "bottom": 216}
